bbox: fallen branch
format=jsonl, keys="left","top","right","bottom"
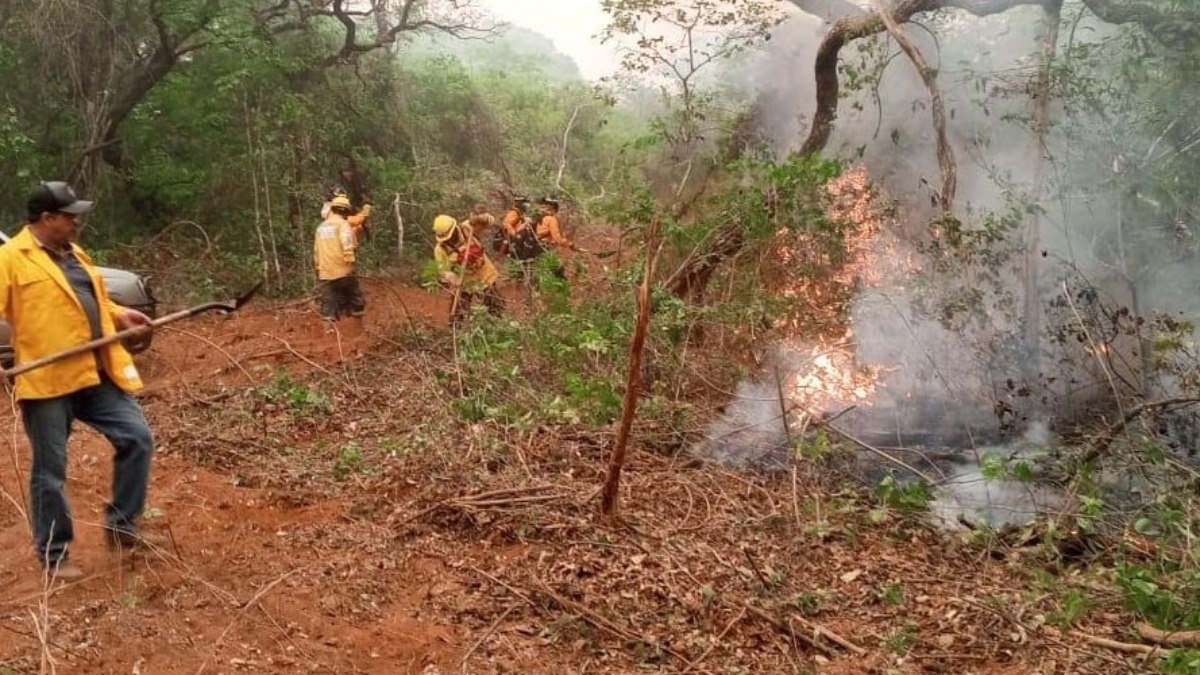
{"left": 1071, "top": 630, "right": 1162, "bottom": 656}
{"left": 460, "top": 604, "right": 517, "bottom": 673}
{"left": 817, "top": 419, "right": 938, "bottom": 484}
{"left": 1136, "top": 622, "right": 1200, "bottom": 648}
{"left": 1081, "top": 397, "right": 1200, "bottom": 464}
{"left": 740, "top": 602, "right": 836, "bottom": 657}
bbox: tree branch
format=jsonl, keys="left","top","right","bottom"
{"left": 870, "top": 0, "right": 956, "bottom": 211}
{"left": 798, "top": 0, "right": 1200, "bottom": 156}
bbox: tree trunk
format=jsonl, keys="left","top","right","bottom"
{"left": 1022, "top": 2, "right": 1061, "bottom": 384}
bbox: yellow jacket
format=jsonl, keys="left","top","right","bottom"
{"left": 313, "top": 205, "right": 372, "bottom": 281}
{"left": 434, "top": 225, "right": 499, "bottom": 291}
{"left": 0, "top": 227, "right": 143, "bottom": 400}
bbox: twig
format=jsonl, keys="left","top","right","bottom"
{"left": 817, "top": 419, "right": 937, "bottom": 484}
{"left": 162, "top": 326, "right": 255, "bottom": 383}
{"left": 264, "top": 334, "right": 334, "bottom": 377}
{"left": 740, "top": 602, "right": 835, "bottom": 657}
{"left": 454, "top": 485, "right": 558, "bottom": 501}
{"left": 790, "top": 613, "right": 867, "bottom": 656}
{"left": 679, "top": 606, "right": 745, "bottom": 674}
{"left": 529, "top": 575, "right": 686, "bottom": 661}
{"left": 195, "top": 569, "right": 299, "bottom": 675}
{"left": 33, "top": 548, "right": 58, "bottom": 675}
{"left": 452, "top": 494, "right": 567, "bottom": 508}
{"left": 1071, "top": 630, "right": 1162, "bottom": 656}
{"left": 468, "top": 566, "right": 537, "bottom": 609}
{"left": 460, "top": 605, "right": 516, "bottom": 673}
{"left": 1081, "top": 397, "right": 1200, "bottom": 464}
{"left": 741, "top": 547, "right": 772, "bottom": 590}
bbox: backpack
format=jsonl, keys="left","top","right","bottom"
{"left": 510, "top": 225, "right": 545, "bottom": 262}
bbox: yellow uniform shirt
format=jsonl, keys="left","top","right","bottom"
{"left": 0, "top": 227, "right": 143, "bottom": 400}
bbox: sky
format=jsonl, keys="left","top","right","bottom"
{"left": 475, "top": 0, "right": 622, "bottom": 80}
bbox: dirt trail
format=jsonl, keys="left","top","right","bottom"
{"left": 0, "top": 280, "right": 465, "bottom": 674}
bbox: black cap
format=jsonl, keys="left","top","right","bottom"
{"left": 26, "top": 181, "right": 94, "bottom": 220}
{"left": 512, "top": 194, "right": 529, "bottom": 204}
{"left": 538, "top": 196, "right": 560, "bottom": 208}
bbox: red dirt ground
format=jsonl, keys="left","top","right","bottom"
{"left": 0, "top": 240, "right": 1161, "bottom": 675}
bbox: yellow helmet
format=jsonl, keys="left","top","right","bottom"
{"left": 433, "top": 214, "right": 458, "bottom": 242}
{"left": 330, "top": 195, "right": 352, "bottom": 210}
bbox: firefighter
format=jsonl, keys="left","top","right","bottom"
{"left": 321, "top": 185, "right": 373, "bottom": 236}
{"left": 314, "top": 195, "right": 372, "bottom": 333}
{"left": 433, "top": 214, "right": 503, "bottom": 325}
{"left": 467, "top": 203, "right": 497, "bottom": 236}
{"left": 536, "top": 196, "right": 572, "bottom": 251}
{"left": 497, "top": 195, "right": 532, "bottom": 258}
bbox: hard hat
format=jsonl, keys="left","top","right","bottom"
{"left": 433, "top": 214, "right": 458, "bottom": 242}
{"left": 330, "top": 195, "right": 352, "bottom": 210}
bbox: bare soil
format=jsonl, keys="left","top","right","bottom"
{"left": 0, "top": 247, "right": 1159, "bottom": 674}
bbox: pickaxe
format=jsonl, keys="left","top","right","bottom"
{"left": 4, "top": 279, "right": 264, "bottom": 379}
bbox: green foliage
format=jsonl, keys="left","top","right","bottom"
{"left": 1163, "top": 649, "right": 1200, "bottom": 675}
{"left": 1048, "top": 588, "right": 1089, "bottom": 629}
{"left": 451, "top": 294, "right": 637, "bottom": 427}
{"left": 332, "top": 443, "right": 371, "bottom": 481}
{"left": 1116, "top": 563, "right": 1200, "bottom": 630}
{"left": 256, "top": 370, "right": 331, "bottom": 417}
{"left": 874, "top": 476, "right": 933, "bottom": 515}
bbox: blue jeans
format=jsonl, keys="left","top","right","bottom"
{"left": 21, "top": 375, "right": 154, "bottom": 565}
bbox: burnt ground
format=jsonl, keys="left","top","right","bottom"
{"left": 0, "top": 245, "right": 1169, "bottom": 675}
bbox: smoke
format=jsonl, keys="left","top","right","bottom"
{"left": 741, "top": 6, "right": 1196, "bottom": 440}
{"left": 691, "top": 5, "right": 1193, "bottom": 527}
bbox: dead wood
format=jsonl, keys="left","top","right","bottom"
{"left": 602, "top": 217, "right": 662, "bottom": 516}
{"left": 1080, "top": 397, "right": 1200, "bottom": 464}
{"left": 1071, "top": 629, "right": 1162, "bottom": 656}
{"left": 1136, "top": 622, "right": 1200, "bottom": 648}
{"left": 663, "top": 221, "right": 745, "bottom": 302}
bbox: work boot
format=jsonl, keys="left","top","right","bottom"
{"left": 106, "top": 529, "right": 164, "bottom": 554}
{"left": 43, "top": 559, "right": 84, "bottom": 581}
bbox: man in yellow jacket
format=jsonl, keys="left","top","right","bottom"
{"left": 0, "top": 181, "right": 155, "bottom": 579}
{"left": 433, "top": 215, "right": 502, "bottom": 324}
{"left": 313, "top": 194, "right": 372, "bottom": 331}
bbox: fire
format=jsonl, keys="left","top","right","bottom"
{"left": 766, "top": 165, "right": 904, "bottom": 417}
{"left": 787, "top": 341, "right": 881, "bottom": 415}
